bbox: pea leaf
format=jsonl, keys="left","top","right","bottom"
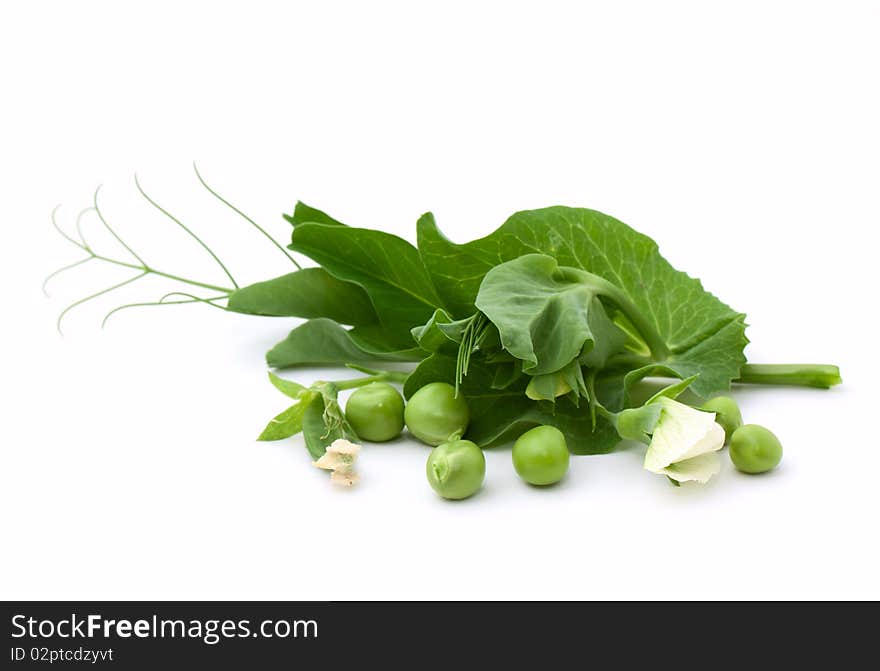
{"left": 416, "top": 212, "right": 487, "bottom": 319}
{"left": 290, "top": 222, "right": 445, "bottom": 338}
{"left": 613, "top": 377, "right": 697, "bottom": 443}
{"left": 283, "top": 201, "right": 346, "bottom": 228}
{"left": 523, "top": 399, "right": 621, "bottom": 455}
{"left": 525, "top": 360, "right": 588, "bottom": 402}
{"left": 228, "top": 268, "right": 378, "bottom": 325}
{"left": 418, "top": 206, "right": 747, "bottom": 396}
{"left": 268, "top": 371, "right": 307, "bottom": 398}
{"left": 403, "top": 352, "right": 459, "bottom": 399}
{"left": 257, "top": 391, "right": 315, "bottom": 441}
{"left": 410, "top": 308, "right": 477, "bottom": 354}
{"left": 658, "top": 317, "right": 749, "bottom": 392}
{"left": 491, "top": 361, "right": 523, "bottom": 390}
{"left": 532, "top": 370, "right": 627, "bottom": 454}
{"left": 410, "top": 308, "right": 455, "bottom": 352}
{"left": 475, "top": 254, "right": 628, "bottom": 376}
{"left": 267, "top": 318, "right": 424, "bottom": 369}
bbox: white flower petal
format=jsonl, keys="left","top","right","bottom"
{"left": 313, "top": 438, "right": 362, "bottom": 486}
{"left": 330, "top": 471, "right": 360, "bottom": 487}
{"left": 644, "top": 398, "right": 723, "bottom": 472}
{"left": 661, "top": 451, "right": 722, "bottom": 483}
{"left": 327, "top": 439, "right": 360, "bottom": 456}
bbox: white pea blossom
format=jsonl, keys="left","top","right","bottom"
{"left": 644, "top": 397, "right": 725, "bottom": 484}
{"left": 313, "top": 438, "right": 361, "bottom": 487}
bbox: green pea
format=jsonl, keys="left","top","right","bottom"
{"left": 404, "top": 382, "right": 469, "bottom": 446}
{"left": 729, "top": 424, "right": 783, "bottom": 474}
{"left": 344, "top": 382, "right": 405, "bottom": 442}
{"left": 426, "top": 439, "right": 486, "bottom": 500}
{"left": 512, "top": 425, "right": 570, "bottom": 486}
{"left": 701, "top": 396, "right": 743, "bottom": 443}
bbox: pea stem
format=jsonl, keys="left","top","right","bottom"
{"left": 735, "top": 363, "right": 841, "bottom": 389}
{"left": 597, "top": 281, "right": 669, "bottom": 360}
{"left": 332, "top": 369, "right": 409, "bottom": 391}
{"left": 562, "top": 268, "right": 670, "bottom": 361}
{"left": 90, "top": 254, "right": 234, "bottom": 294}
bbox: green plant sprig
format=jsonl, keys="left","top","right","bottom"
{"left": 46, "top": 166, "right": 302, "bottom": 332}
{"left": 47, "top": 182, "right": 841, "bottom": 460}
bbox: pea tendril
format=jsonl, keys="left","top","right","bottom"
{"left": 46, "top": 170, "right": 302, "bottom": 332}
{"left": 193, "top": 162, "right": 301, "bottom": 269}
{"left": 134, "top": 175, "right": 239, "bottom": 290}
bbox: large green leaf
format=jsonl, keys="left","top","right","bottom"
{"left": 416, "top": 212, "right": 486, "bottom": 319}
{"left": 267, "top": 318, "right": 425, "bottom": 368}
{"left": 283, "top": 201, "right": 347, "bottom": 228}
{"left": 475, "top": 254, "right": 627, "bottom": 376}
{"left": 524, "top": 401, "right": 620, "bottom": 455}
{"left": 228, "top": 268, "right": 378, "bottom": 324}
{"left": 290, "top": 222, "right": 444, "bottom": 338}
{"left": 418, "top": 206, "right": 746, "bottom": 396}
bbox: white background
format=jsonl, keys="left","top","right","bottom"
{"left": 1, "top": 1, "right": 878, "bottom": 600}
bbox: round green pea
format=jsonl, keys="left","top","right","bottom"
{"left": 512, "top": 425, "right": 570, "bottom": 486}
{"left": 404, "top": 382, "right": 470, "bottom": 446}
{"left": 701, "top": 396, "right": 743, "bottom": 443}
{"left": 729, "top": 424, "right": 783, "bottom": 474}
{"left": 426, "top": 439, "right": 486, "bottom": 500}
{"left": 344, "top": 382, "right": 405, "bottom": 442}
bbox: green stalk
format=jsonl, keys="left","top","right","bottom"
{"left": 735, "top": 364, "right": 841, "bottom": 389}
{"left": 577, "top": 272, "right": 670, "bottom": 361}
{"left": 90, "top": 254, "right": 234, "bottom": 294}
{"left": 332, "top": 368, "right": 409, "bottom": 391}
